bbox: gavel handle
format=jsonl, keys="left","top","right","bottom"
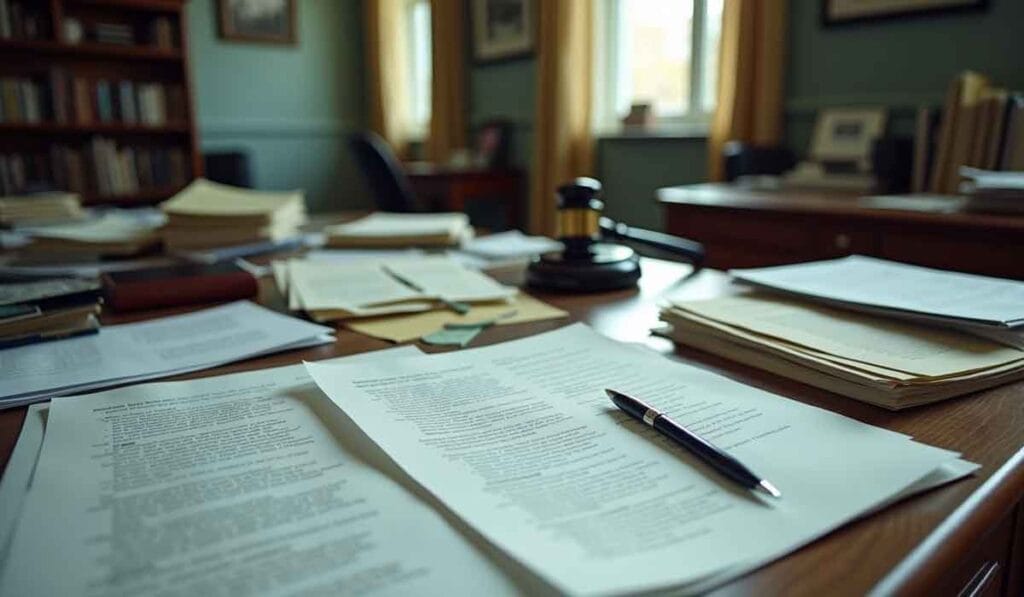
{"left": 599, "top": 217, "right": 705, "bottom": 270}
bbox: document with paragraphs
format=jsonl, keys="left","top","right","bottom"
{"left": 306, "top": 324, "right": 962, "bottom": 594}
{"left": 0, "top": 301, "right": 333, "bottom": 408}
{"left": 0, "top": 348, "right": 526, "bottom": 597}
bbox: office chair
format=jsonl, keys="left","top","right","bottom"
{"left": 348, "top": 132, "right": 420, "bottom": 212}
{"left": 722, "top": 141, "right": 796, "bottom": 182}
{"left": 203, "top": 151, "right": 253, "bottom": 188}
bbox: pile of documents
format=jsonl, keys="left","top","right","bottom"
{"left": 323, "top": 212, "right": 471, "bottom": 248}
{"left": 660, "top": 256, "right": 1024, "bottom": 409}
{"left": 0, "top": 278, "right": 102, "bottom": 349}
{"left": 0, "top": 301, "right": 332, "bottom": 409}
{"left": 159, "top": 179, "right": 307, "bottom": 251}
{"left": 0, "top": 325, "right": 976, "bottom": 595}
{"left": 0, "top": 193, "right": 84, "bottom": 226}
{"left": 21, "top": 209, "right": 163, "bottom": 256}
{"left": 274, "top": 255, "right": 518, "bottom": 322}
{"left": 960, "top": 166, "right": 1024, "bottom": 212}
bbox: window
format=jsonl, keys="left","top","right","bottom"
{"left": 406, "top": 0, "right": 432, "bottom": 138}
{"left": 594, "top": 0, "right": 723, "bottom": 133}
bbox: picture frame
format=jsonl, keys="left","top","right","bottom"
{"left": 474, "top": 120, "right": 512, "bottom": 168}
{"left": 822, "top": 0, "right": 987, "bottom": 26}
{"left": 472, "top": 0, "right": 535, "bottom": 63}
{"left": 809, "top": 108, "right": 888, "bottom": 170}
{"left": 217, "top": 0, "right": 297, "bottom": 45}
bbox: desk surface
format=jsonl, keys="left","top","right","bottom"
{"left": 1, "top": 258, "right": 1022, "bottom": 596}
{"left": 658, "top": 182, "right": 1024, "bottom": 232}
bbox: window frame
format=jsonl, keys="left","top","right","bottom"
{"left": 594, "top": 0, "right": 716, "bottom": 135}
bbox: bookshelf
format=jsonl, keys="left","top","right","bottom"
{"left": 0, "top": 0, "right": 201, "bottom": 206}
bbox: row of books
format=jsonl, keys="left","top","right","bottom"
{"left": 67, "top": 16, "right": 177, "bottom": 49}
{"left": 0, "top": 72, "right": 187, "bottom": 127}
{"left": 0, "top": 1, "right": 45, "bottom": 40}
{"left": 914, "top": 71, "right": 1024, "bottom": 194}
{"left": 0, "top": 140, "right": 190, "bottom": 198}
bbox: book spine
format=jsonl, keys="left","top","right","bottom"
{"left": 105, "top": 273, "right": 259, "bottom": 312}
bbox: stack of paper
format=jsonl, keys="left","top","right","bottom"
{"left": 159, "top": 179, "right": 307, "bottom": 251}
{"left": 0, "top": 325, "right": 978, "bottom": 595}
{"left": 323, "top": 212, "right": 471, "bottom": 248}
{"left": 21, "top": 210, "right": 163, "bottom": 256}
{"left": 0, "top": 301, "right": 332, "bottom": 409}
{"left": 0, "top": 193, "right": 84, "bottom": 226}
{"left": 959, "top": 166, "right": 1024, "bottom": 212}
{"left": 303, "top": 324, "right": 976, "bottom": 594}
{"left": 660, "top": 293, "right": 1024, "bottom": 409}
{"left": 731, "top": 256, "right": 1024, "bottom": 337}
{"left": 0, "top": 278, "right": 102, "bottom": 349}
{"left": 275, "top": 256, "right": 517, "bottom": 322}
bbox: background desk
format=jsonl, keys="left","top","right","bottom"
{"left": 0, "top": 260, "right": 1022, "bottom": 596}
{"left": 659, "top": 183, "right": 1024, "bottom": 279}
{"left": 405, "top": 163, "right": 524, "bottom": 229}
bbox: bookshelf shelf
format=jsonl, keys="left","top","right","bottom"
{"left": 0, "top": 122, "right": 189, "bottom": 135}
{"left": 0, "top": 0, "right": 200, "bottom": 206}
{"left": 0, "top": 39, "right": 182, "bottom": 61}
{"left": 82, "top": 185, "right": 185, "bottom": 206}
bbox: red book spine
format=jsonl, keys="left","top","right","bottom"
{"left": 104, "top": 272, "right": 259, "bottom": 312}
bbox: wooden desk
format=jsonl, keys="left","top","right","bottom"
{"left": 659, "top": 183, "right": 1024, "bottom": 279}
{"left": 405, "top": 163, "right": 524, "bottom": 228}
{"left": 1, "top": 259, "right": 1022, "bottom": 596}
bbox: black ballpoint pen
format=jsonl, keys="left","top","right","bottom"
{"left": 606, "top": 389, "right": 782, "bottom": 499}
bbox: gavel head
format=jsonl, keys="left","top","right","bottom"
{"left": 556, "top": 177, "right": 604, "bottom": 257}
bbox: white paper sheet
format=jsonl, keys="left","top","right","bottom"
{"left": 384, "top": 257, "right": 517, "bottom": 302}
{"left": 0, "top": 404, "right": 46, "bottom": 564}
{"left": 0, "top": 348, "right": 527, "bottom": 597}
{"left": 731, "top": 255, "right": 1024, "bottom": 327}
{"left": 0, "top": 301, "right": 333, "bottom": 408}
{"left": 306, "top": 324, "right": 961, "bottom": 595}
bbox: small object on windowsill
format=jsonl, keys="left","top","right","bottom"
{"left": 621, "top": 103, "right": 653, "bottom": 130}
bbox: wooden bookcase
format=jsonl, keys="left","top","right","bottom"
{"left": 0, "top": 0, "right": 201, "bottom": 206}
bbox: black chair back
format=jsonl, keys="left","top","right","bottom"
{"left": 203, "top": 151, "right": 252, "bottom": 188}
{"left": 348, "top": 132, "right": 418, "bottom": 212}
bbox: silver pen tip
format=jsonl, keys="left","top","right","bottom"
{"left": 604, "top": 389, "right": 616, "bottom": 399}
{"left": 756, "top": 480, "right": 782, "bottom": 499}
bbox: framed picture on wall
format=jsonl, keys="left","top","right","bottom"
{"left": 472, "top": 0, "right": 535, "bottom": 62}
{"left": 823, "top": 0, "right": 987, "bottom": 26}
{"left": 217, "top": 0, "right": 297, "bottom": 45}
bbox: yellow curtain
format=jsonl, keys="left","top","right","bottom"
{"left": 708, "top": 0, "right": 787, "bottom": 181}
{"left": 529, "top": 0, "right": 594, "bottom": 236}
{"left": 427, "top": 0, "right": 467, "bottom": 163}
{"left": 364, "top": 0, "right": 412, "bottom": 156}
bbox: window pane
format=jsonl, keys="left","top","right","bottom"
{"left": 619, "top": 0, "right": 693, "bottom": 118}
{"left": 701, "top": 0, "right": 723, "bottom": 113}
{"left": 408, "top": 0, "right": 431, "bottom": 133}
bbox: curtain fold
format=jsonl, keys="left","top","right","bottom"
{"left": 529, "top": 0, "right": 594, "bottom": 236}
{"left": 364, "top": 0, "right": 412, "bottom": 157}
{"left": 708, "top": 0, "right": 787, "bottom": 182}
{"left": 427, "top": 0, "right": 467, "bottom": 163}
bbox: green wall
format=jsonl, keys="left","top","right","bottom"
{"left": 785, "top": 0, "right": 1024, "bottom": 157}
{"left": 186, "top": 0, "right": 1024, "bottom": 223}
{"left": 187, "top": 0, "right": 371, "bottom": 212}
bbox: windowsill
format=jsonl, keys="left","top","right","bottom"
{"left": 597, "top": 122, "right": 710, "bottom": 141}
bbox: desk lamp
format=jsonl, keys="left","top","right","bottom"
{"left": 526, "top": 178, "right": 705, "bottom": 292}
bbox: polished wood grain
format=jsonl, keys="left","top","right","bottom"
{"left": 0, "top": 258, "right": 1021, "bottom": 596}
{"left": 406, "top": 164, "right": 524, "bottom": 228}
{"left": 659, "top": 183, "right": 1024, "bottom": 280}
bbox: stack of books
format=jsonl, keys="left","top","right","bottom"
{"left": 914, "top": 71, "right": 1024, "bottom": 194}
{"left": 659, "top": 256, "right": 1024, "bottom": 410}
{"left": 23, "top": 210, "right": 163, "bottom": 256}
{"left": 959, "top": 167, "right": 1024, "bottom": 212}
{"left": 324, "top": 212, "right": 472, "bottom": 248}
{"left": 0, "top": 193, "right": 84, "bottom": 226}
{"left": 0, "top": 277, "right": 102, "bottom": 349}
{"left": 159, "top": 179, "right": 307, "bottom": 251}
